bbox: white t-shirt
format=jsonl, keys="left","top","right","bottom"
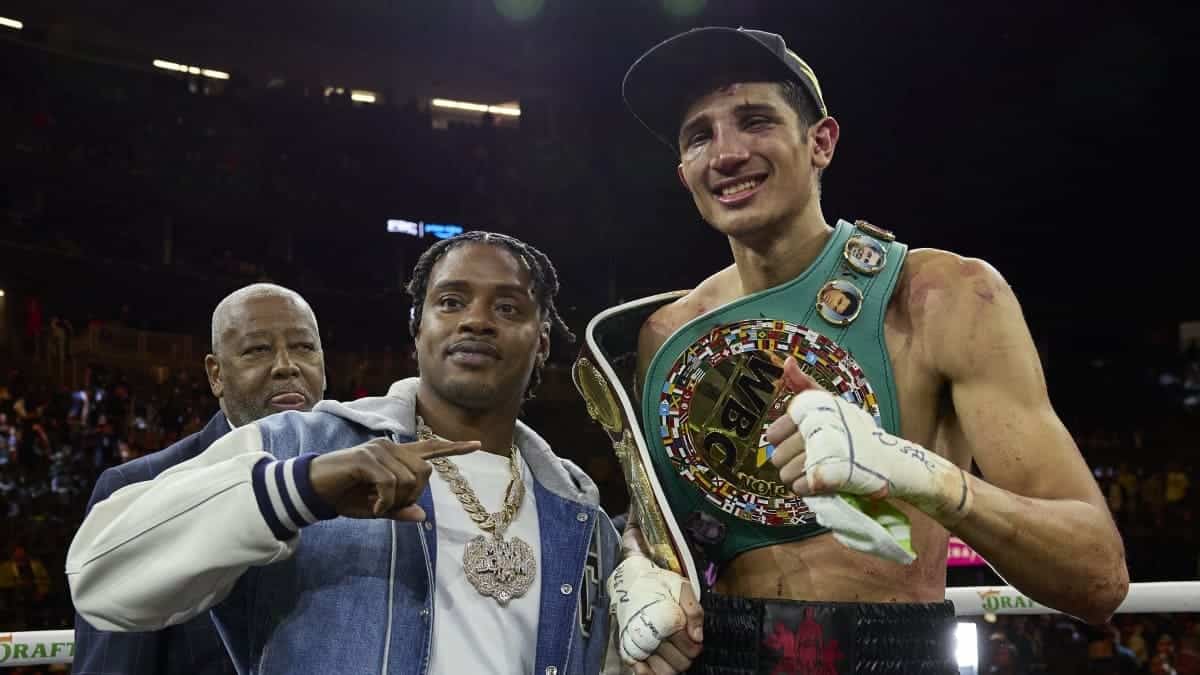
{"left": 427, "top": 449, "right": 541, "bottom": 674}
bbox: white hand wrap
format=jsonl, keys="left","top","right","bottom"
{"left": 607, "top": 555, "right": 687, "bottom": 664}
{"left": 787, "top": 389, "right": 972, "bottom": 524}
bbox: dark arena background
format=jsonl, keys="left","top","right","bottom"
{"left": 0, "top": 1, "right": 1189, "bottom": 673}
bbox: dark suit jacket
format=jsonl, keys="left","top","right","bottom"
{"left": 72, "top": 412, "right": 238, "bottom": 675}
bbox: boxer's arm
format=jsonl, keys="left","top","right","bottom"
{"left": 772, "top": 253, "right": 1128, "bottom": 621}
{"left": 67, "top": 424, "right": 326, "bottom": 631}
{"left": 925, "top": 256, "right": 1128, "bottom": 623}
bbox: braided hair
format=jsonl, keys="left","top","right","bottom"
{"left": 405, "top": 231, "right": 575, "bottom": 400}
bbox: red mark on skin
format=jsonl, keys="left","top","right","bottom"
{"left": 905, "top": 276, "right": 941, "bottom": 318}
{"left": 959, "top": 259, "right": 997, "bottom": 303}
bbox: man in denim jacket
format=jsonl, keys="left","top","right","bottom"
{"left": 68, "top": 232, "right": 621, "bottom": 675}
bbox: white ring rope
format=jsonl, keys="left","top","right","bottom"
{"left": 0, "top": 629, "right": 74, "bottom": 667}
{"left": 947, "top": 581, "right": 1200, "bottom": 616}
{"left": 2, "top": 582, "right": 1199, "bottom": 667}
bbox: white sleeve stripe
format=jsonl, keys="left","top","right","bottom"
{"left": 282, "top": 457, "right": 318, "bottom": 525}
{"left": 264, "top": 463, "right": 299, "bottom": 534}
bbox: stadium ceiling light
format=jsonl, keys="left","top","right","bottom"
{"left": 431, "top": 98, "right": 520, "bottom": 117}
{"left": 432, "top": 98, "right": 488, "bottom": 113}
{"left": 152, "top": 59, "right": 188, "bottom": 73}
{"left": 152, "top": 59, "right": 229, "bottom": 80}
{"left": 0, "top": 16, "right": 22, "bottom": 30}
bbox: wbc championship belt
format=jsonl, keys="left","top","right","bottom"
{"left": 574, "top": 220, "right": 910, "bottom": 592}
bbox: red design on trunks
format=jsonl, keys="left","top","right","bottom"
{"left": 762, "top": 608, "right": 844, "bottom": 674}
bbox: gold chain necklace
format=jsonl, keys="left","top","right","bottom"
{"left": 417, "top": 417, "right": 536, "bottom": 604}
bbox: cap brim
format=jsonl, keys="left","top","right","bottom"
{"left": 622, "top": 27, "right": 802, "bottom": 150}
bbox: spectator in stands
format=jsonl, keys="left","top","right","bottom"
{"left": 1152, "top": 653, "right": 1180, "bottom": 675}
{"left": 1127, "top": 621, "right": 1150, "bottom": 668}
{"left": 85, "top": 414, "right": 115, "bottom": 472}
{"left": 1043, "top": 616, "right": 1090, "bottom": 674}
{"left": 72, "top": 282, "right": 327, "bottom": 675}
{"left": 24, "top": 295, "right": 43, "bottom": 360}
{"left": 1177, "top": 627, "right": 1200, "bottom": 675}
{"left": 1118, "top": 464, "right": 1140, "bottom": 524}
{"left": 1085, "top": 623, "right": 1139, "bottom": 674}
{"left": 0, "top": 545, "right": 50, "bottom": 631}
{"left": 0, "top": 413, "right": 14, "bottom": 466}
{"left": 1145, "top": 469, "right": 1168, "bottom": 527}
{"left": 986, "top": 630, "right": 1020, "bottom": 674}
{"left": 1107, "top": 472, "right": 1125, "bottom": 522}
{"left": 1167, "top": 462, "right": 1190, "bottom": 515}
{"left": 1158, "top": 635, "right": 1180, "bottom": 672}
{"left": 1008, "top": 616, "right": 1042, "bottom": 672}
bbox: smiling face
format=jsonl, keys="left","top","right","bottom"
{"left": 205, "top": 292, "right": 325, "bottom": 427}
{"left": 414, "top": 242, "right": 549, "bottom": 414}
{"left": 675, "top": 81, "right": 837, "bottom": 241}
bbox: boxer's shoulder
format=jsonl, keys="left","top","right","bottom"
{"left": 636, "top": 264, "right": 739, "bottom": 377}
{"left": 894, "top": 248, "right": 1021, "bottom": 370}
{"left": 640, "top": 266, "right": 736, "bottom": 343}
{"left": 896, "top": 248, "right": 1011, "bottom": 316}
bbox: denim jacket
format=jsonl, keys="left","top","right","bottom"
{"left": 68, "top": 379, "right": 620, "bottom": 675}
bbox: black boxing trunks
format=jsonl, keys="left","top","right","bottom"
{"left": 691, "top": 592, "right": 958, "bottom": 675}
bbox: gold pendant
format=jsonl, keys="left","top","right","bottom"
{"left": 463, "top": 534, "right": 537, "bottom": 604}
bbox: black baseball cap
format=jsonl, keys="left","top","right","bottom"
{"left": 622, "top": 27, "right": 828, "bottom": 150}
